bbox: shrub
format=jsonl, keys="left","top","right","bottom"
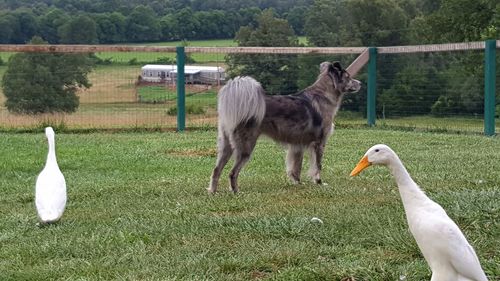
{"left": 166, "top": 104, "right": 205, "bottom": 116}
{"left": 2, "top": 37, "right": 94, "bottom": 114}
{"left": 128, "top": 58, "right": 139, "bottom": 65}
{"left": 154, "top": 57, "right": 174, "bottom": 64}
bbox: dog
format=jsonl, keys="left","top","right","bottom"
{"left": 208, "top": 61, "right": 361, "bottom": 193}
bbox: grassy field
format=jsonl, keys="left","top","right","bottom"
{"left": 0, "top": 40, "right": 234, "bottom": 64}
{"left": 0, "top": 129, "right": 498, "bottom": 280}
{"left": 137, "top": 85, "right": 217, "bottom": 106}
{"left": 0, "top": 56, "right": 498, "bottom": 133}
{"left": 0, "top": 37, "right": 310, "bottom": 64}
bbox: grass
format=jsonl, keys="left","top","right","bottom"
{"left": 137, "top": 86, "right": 217, "bottom": 106}
{"left": 138, "top": 86, "right": 177, "bottom": 103}
{"left": 0, "top": 37, "right": 308, "bottom": 64}
{"left": 0, "top": 59, "right": 498, "bottom": 133}
{"left": 0, "top": 129, "right": 498, "bottom": 280}
{"left": 90, "top": 38, "right": 237, "bottom": 64}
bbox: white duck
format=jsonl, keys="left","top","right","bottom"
{"left": 35, "top": 127, "right": 67, "bottom": 224}
{"left": 350, "top": 144, "right": 488, "bottom": 281}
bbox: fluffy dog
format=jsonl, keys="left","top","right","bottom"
{"left": 209, "top": 61, "right": 361, "bottom": 193}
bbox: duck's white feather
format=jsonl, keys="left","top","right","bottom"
{"left": 35, "top": 127, "right": 67, "bottom": 223}
{"left": 353, "top": 144, "right": 488, "bottom": 281}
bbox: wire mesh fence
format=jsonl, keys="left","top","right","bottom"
{"left": 375, "top": 50, "right": 491, "bottom": 133}
{"left": 0, "top": 42, "right": 498, "bottom": 134}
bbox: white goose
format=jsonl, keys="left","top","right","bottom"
{"left": 350, "top": 144, "right": 488, "bottom": 281}
{"left": 35, "top": 127, "right": 67, "bottom": 224}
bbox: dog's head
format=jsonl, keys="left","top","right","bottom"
{"left": 320, "top": 61, "right": 361, "bottom": 94}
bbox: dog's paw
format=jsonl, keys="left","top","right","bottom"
{"left": 229, "top": 185, "right": 239, "bottom": 194}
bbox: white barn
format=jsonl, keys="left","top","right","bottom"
{"left": 140, "top": 64, "right": 225, "bottom": 85}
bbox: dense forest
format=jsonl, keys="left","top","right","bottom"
{"left": 0, "top": 0, "right": 314, "bottom": 44}
{"left": 0, "top": 0, "right": 497, "bottom": 45}
{"left": 0, "top": 0, "right": 498, "bottom": 116}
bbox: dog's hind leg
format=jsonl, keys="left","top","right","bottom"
{"left": 286, "top": 145, "right": 304, "bottom": 184}
{"left": 228, "top": 127, "right": 259, "bottom": 193}
{"left": 208, "top": 132, "right": 233, "bottom": 194}
{"left": 308, "top": 142, "right": 325, "bottom": 184}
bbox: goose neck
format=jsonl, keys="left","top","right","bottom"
{"left": 387, "top": 158, "right": 426, "bottom": 204}
{"left": 46, "top": 134, "right": 58, "bottom": 164}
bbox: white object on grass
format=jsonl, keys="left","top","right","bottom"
{"left": 35, "top": 127, "right": 67, "bottom": 224}
{"left": 350, "top": 144, "right": 488, "bottom": 281}
{"left": 310, "top": 217, "right": 323, "bottom": 224}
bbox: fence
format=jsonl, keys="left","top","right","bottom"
{"left": 0, "top": 40, "right": 498, "bottom": 135}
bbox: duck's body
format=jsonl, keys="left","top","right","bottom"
{"left": 351, "top": 144, "right": 487, "bottom": 281}
{"left": 35, "top": 127, "right": 67, "bottom": 223}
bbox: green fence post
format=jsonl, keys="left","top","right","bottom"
{"left": 484, "top": 40, "right": 496, "bottom": 136}
{"left": 367, "top": 47, "right": 377, "bottom": 126}
{"left": 176, "top": 46, "right": 185, "bottom": 132}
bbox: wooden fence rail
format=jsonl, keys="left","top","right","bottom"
{"left": 0, "top": 40, "right": 497, "bottom": 54}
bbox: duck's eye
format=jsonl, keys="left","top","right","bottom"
{"left": 375, "top": 149, "right": 380, "bottom": 152}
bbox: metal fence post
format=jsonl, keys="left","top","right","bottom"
{"left": 484, "top": 40, "right": 496, "bottom": 136}
{"left": 367, "top": 47, "right": 377, "bottom": 126}
{"left": 176, "top": 46, "right": 185, "bottom": 132}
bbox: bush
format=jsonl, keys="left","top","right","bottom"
{"left": 128, "top": 58, "right": 139, "bottom": 65}
{"left": 2, "top": 38, "right": 94, "bottom": 114}
{"left": 431, "top": 96, "right": 463, "bottom": 116}
{"left": 166, "top": 106, "right": 177, "bottom": 116}
{"left": 166, "top": 104, "right": 205, "bottom": 116}
{"left": 90, "top": 54, "right": 113, "bottom": 65}
{"left": 154, "top": 57, "right": 174, "bottom": 64}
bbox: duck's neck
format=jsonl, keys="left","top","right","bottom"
{"left": 46, "top": 134, "right": 58, "bottom": 165}
{"left": 387, "top": 157, "right": 427, "bottom": 207}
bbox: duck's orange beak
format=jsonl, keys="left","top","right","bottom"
{"left": 350, "top": 156, "right": 371, "bottom": 176}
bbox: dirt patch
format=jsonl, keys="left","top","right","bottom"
{"left": 165, "top": 148, "right": 217, "bottom": 157}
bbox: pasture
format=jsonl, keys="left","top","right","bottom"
{"left": 1, "top": 129, "right": 498, "bottom": 280}
{"left": 0, "top": 37, "right": 310, "bottom": 64}
{"left": 0, "top": 63, "right": 497, "bottom": 132}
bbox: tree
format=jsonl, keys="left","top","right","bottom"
{"left": 38, "top": 8, "right": 69, "bottom": 44}
{"left": 285, "top": 6, "right": 308, "bottom": 35}
{"left": 125, "top": 5, "right": 161, "bottom": 42}
{"left": 2, "top": 37, "right": 94, "bottom": 114}
{"left": 304, "top": 0, "right": 362, "bottom": 47}
{"left": 226, "top": 9, "right": 300, "bottom": 95}
{"left": 415, "top": 0, "right": 499, "bottom": 116}
{"left": 424, "top": 0, "right": 498, "bottom": 43}
{"left": 0, "top": 13, "right": 17, "bottom": 44}
{"left": 379, "top": 60, "right": 445, "bottom": 116}
{"left": 170, "top": 8, "right": 200, "bottom": 40}
{"left": 347, "top": 0, "right": 409, "bottom": 46}
{"left": 11, "top": 9, "right": 38, "bottom": 44}
{"left": 58, "top": 14, "right": 98, "bottom": 44}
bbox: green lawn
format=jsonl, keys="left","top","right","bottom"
{"left": 0, "top": 37, "right": 308, "bottom": 64}
{"left": 0, "top": 129, "right": 498, "bottom": 280}
{"left": 96, "top": 39, "right": 239, "bottom": 64}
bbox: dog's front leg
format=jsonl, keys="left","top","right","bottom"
{"left": 286, "top": 145, "right": 304, "bottom": 184}
{"left": 308, "top": 143, "right": 324, "bottom": 184}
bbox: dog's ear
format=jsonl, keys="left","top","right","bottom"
{"left": 332, "top": 61, "right": 343, "bottom": 72}
{"left": 329, "top": 62, "right": 342, "bottom": 83}
{"left": 320, "top": 62, "right": 331, "bottom": 73}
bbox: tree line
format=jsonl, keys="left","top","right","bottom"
{"left": 228, "top": 0, "right": 498, "bottom": 117}
{"left": 0, "top": 0, "right": 312, "bottom": 44}
{"left": 1, "top": 0, "right": 498, "bottom": 116}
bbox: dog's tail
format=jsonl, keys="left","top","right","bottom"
{"left": 217, "top": 76, "right": 266, "bottom": 132}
